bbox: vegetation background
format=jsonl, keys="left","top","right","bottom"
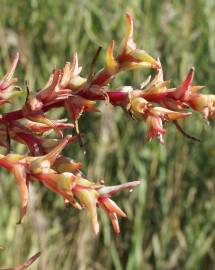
{"left": 0, "top": 0, "right": 215, "bottom": 269}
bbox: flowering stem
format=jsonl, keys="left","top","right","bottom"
{"left": 0, "top": 90, "right": 129, "bottom": 123}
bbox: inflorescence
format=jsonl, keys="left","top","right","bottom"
{"left": 0, "top": 14, "right": 214, "bottom": 235}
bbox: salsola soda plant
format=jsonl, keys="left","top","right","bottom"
{"left": 0, "top": 14, "right": 215, "bottom": 267}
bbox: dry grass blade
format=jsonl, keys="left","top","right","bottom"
{"left": 88, "top": 46, "right": 102, "bottom": 81}
{"left": 173, "top": 120, "right": 200, "bottom": 142}
{"left": 0, "top": 252, "right": 41, "bottom": 270}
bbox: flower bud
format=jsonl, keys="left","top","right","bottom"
{"left": 188, "top": 93, "right": 215, "bottom": 119}
{"left": 117, "top": 14, "right": 160, "bottom": 70}
{"left": 29, "top": 159, "right": 51, "bottom": 174}
{"left": 0, "top": 53, "right": 20, "bottom": 105}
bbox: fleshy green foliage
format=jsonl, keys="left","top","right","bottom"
{"left": 0, "top": 0, "right": 215, "bottom": 269}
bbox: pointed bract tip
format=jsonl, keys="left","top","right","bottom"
{"left": 71, "top": 52, "right": 81, "bottom": 75}
{"left": 14, "top": 52, "right": 20, "bottom": 62}
{"left": 191, "top": 85, "right": 205, "bottom": 92}
{"left": 98, "top": 180, "right": 141, "bottom": 196}
{"left": 109, "top": 212, "right": 120, "bottom": 234}
{"left": 125, "top": 13, "right": 133, "bottom": 24}
{"left": 173, "top": 67, "right": 195, "bottom": 100}
{"left": 106, "top": 40, "right": 118, "bottom": 73}
{"left": 155, "top": 60, "right": 161, "bottom": 69}
{"left": 187, "top": 67, "right": 195, "bottom": 80}
{"left": 71, "top": 52, "right": 78, "bottom": 64}
{"left": 2, "top": 52, "right": 20, "bottom": 82}
{"left": 93, "top": 222, "right": 100, "bottom": 235}
{"left": 125, "top": 13, "right": 134, "bottom": 39}
{"left": 109, "top": 40, "right": 115, "bottom": 49}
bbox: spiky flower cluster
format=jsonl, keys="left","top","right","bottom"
{"left": 0, "top": 14, "right": 214, "bottom": 236}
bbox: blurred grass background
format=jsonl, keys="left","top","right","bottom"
{"left": 0, "top": 0, "right": 215, "bottom": 269}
